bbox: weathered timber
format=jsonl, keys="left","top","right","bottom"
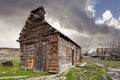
{"left": 18, "top": 6, "right": 82, "bottom": 73}
{"left": 1, "top": 61, "right": 13, "bottom": 66}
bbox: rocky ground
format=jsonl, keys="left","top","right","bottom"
{"left": 26, "top": 62, "right": 120, "bottom": 80}
{"left": 108, "top": 67, "right": 120, "bottom": 80}
{"left": 0, "top": 50, "right": 119, "bottom": 80}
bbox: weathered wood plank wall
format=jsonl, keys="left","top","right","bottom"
{"left": 58, "top": 35, "right": 81, "bottom": 72}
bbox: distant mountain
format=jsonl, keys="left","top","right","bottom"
{"left": 0, "top": 48, "right": 20, "bottom": 54}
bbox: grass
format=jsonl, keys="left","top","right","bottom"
{"left": 0, "top": 58, "right": 120, "bottom": 80}
{"left": 0, "top": 61, "right": 50, "bottom": 80}
{"left": 82, "top": 58, "right": 120, "bottom": 68}
{"left": 65, "top": 67, "right": 111, "bottom": 80}
{"left": 65, "top": 58, "right": 120, "bottom": 80}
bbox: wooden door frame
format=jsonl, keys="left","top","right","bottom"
{"left": 25, "top": 44, "right": 35, "bottom": 70}
{"left": 33, "top": 41, "right": 49, "bottom": 72}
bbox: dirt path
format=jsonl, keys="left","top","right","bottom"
{"left": 27, "top": 74, "right": 67, "bottom": 80}
{"left": 0, "top": 76, "right": 28, "bottom": 79}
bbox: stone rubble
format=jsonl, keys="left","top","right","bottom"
{"left": 78, "top": 62, "right": 87, "bottom": 67}
{"left": 108, "top": 67, "right": 120, "bottom": 80}
{"left": 95, "top": 63, "right": 104, "bottom": 67}
{"left": 27, "top": 63, "right": 120, "bottom": 80}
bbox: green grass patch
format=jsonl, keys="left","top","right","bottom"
{"left": 82, "top": 58, "right": 120, "bottom": 68}
{"left": 0, "top": 61, "right": 50, "bottom": 80}
{"left": 65, "top": 66, "right": 111, "bottom": 80}
{"left": 65, "top": 58, "right": 120, "bottom": 80}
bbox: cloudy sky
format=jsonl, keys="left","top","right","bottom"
{"left": 0, "top": 0, "right": 120, "bottom": 50}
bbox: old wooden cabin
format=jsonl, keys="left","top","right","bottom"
{"left": 18, "top": 6, "right": 82, "bottom": 73}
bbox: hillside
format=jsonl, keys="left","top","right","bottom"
{"left": 0, "top": 48, "right": 20, "bottom": 62}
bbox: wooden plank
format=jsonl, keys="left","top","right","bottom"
{"left": 49, "top": 63, "right": 58, "bottom": 67}
{"left": 48, "top": 67, "right": 58, "bottom": 71}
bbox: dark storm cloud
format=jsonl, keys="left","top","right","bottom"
{"left": 0, "top": 0, "right": 44, "bottom": 15}
{"left": 0, "top": 0, "right": 120, "bottom": 48}
{"left": 44, "top": 0, "right": 120, "bottom": 35}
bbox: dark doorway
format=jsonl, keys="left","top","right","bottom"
{"left": 72, "top": 50, "right": 74, "bottom": 65}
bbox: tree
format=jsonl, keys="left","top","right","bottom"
{"left": 110, "top": 40, "right": 120, "bottom": 54}
{"left": 82, "top": 43, "right": 90, "bottom": 56}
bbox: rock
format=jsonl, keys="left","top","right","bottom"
{"left": 95, "top": 63, "right": 104, "bottom": 67}
{"left": 115, "top": 73, "right": 120, "bottom": 77}
{"left": 107, "top": 67, "right": 120, "bottom": 80}
{"left": 2, "top": 71, "right": 6, "bottom": 74}
{"left": 1, "top": 61, "right": 13, "bottom": 66}
{"left": 111, "top": 76, "right": 120, "bottom": 80}
{"left": 13, "top": 71, "right": 16, "bottom": 74}
{"left": 78, "top": 62, "right": 87, "bottom": 67}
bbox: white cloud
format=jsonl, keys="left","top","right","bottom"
{"left": 86, "top": 5, "right": 96, "bottom": 17}
{"left": 85, "top": 0, "right": 96, "bottom": 17}
{"left": 102, "top": 10, "right": 112, "bottom": 21}
{"left": 95, "top": 10, "right": 120, "bottom": 29}
{"left": 0, "top": 19, "right": 21, "bottom": 48}
{"left": 0, "top": 20, "right": 7, "bottom": 28}
{"left": 0, "top": 0, "right": 119, "bottom": 49}
{"left": 46, "top": 16, "right": 91, "bottom": 38}
{"left": 108, "top": 18, "right": 120, "bottom": 28}
{"left": 95, "top": 18, "right": 104, "bottom": 24}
